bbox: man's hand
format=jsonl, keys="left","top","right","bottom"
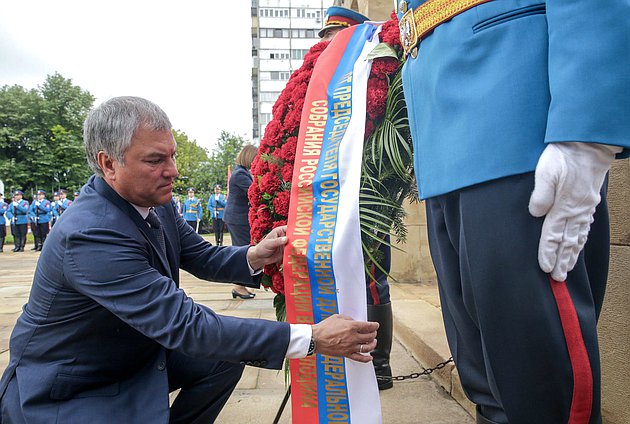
{"left": 247, "top": 225, "right": 288, "bottom": 271}
{"left": 529, "top": 142, "right": 621, "bottom": 281}
{"left": 312, "top": 314, "right": 379, "bottom": 363}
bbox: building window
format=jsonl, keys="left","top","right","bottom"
{"left": 260, "top": 92, "right": 281, "bottom": 102}
{"left": 291, "top": 49, "right": 309, "bottom": 60}
{"left": 260, "top": 113, "right": 273, "bottom": 125}
{"left": 261, "top": 28, "right": 317, "bottom": 39}
{"left": 270, "top": 71, "right": 290, "bottom": 81}
{"left": 270, "top": 51, "right": 290, "bottom": 60}
{"left": 260, "top": 7, "right": 289, "bottom": 18}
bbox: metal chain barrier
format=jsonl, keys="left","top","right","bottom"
{"left": 377, "top": 357, "right": 454, "bottom": 383}
{"left": 273, "top": 357, "right": 454, "bottom": 423}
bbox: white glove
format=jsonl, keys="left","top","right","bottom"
{"left": 12, "top": 201, "right": 18, "bottom": 206}
{"left": 36, "top": 201, "right": 41, "bottom": 206}
{"left": 529, "top": 142, "right": 622, "bottom": 281}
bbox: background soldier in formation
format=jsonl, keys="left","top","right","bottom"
{"left": 182, "top": 187, "right": 202, "bottom": 232}
{"left": 28, "top": 189, "right": 52, "bottom": 251}
{"left": 50, "top": 192, "right": 61, "bottom": 227}
{"left": 58, "top": 189, "right": 72, "bottom": 213}
{"left": 8, "top": 190, "right": 29, "bottom": 252}
{"left": 207, "top": 184, "right": 226, "bottom": 246}
{"left": 0, "top": 192, "right": 7, "bottom": 252}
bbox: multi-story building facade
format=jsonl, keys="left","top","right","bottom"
{"left": 251, "top": 0, "right": 333, "bottom": 143}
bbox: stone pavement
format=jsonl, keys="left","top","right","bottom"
{"left": 0, "top": 240, "right": 473, "bottom": 423}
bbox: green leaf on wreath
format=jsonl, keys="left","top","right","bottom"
{"left": 273, "top": 294, "right": 286, "bottom": 322}
{"left": 367, "top": 43, "right": 399, "bottom": 61}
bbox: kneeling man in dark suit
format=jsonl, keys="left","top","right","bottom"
{"left": 0, "top": 96, "right": 378, "bottom": 424}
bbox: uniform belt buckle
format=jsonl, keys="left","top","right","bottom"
{"left": 399, "top": 8, "right": 418, "bottom": 58}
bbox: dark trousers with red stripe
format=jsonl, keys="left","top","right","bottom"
{"left": 426, "top": 172, "right": 606, "bottom": 424}
{"left": 366, "top": 237, "right": 391, "bottom": 305}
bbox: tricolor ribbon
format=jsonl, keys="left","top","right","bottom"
{"left": 283, "top": 23, "right": 383, "bottom": 424}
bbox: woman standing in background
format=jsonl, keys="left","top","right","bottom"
{"left": 224, "top": 144, "right": 258, "bottom": 299}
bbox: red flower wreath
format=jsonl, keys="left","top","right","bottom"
{"left": 248, "top": 14, "right": 403, "bottom": 297}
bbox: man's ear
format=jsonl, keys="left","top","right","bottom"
{"left": 97, "top": 151, "right": 116, "bottom": 180}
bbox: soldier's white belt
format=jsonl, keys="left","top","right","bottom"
{"left": 399, "top": 0, "right": 492, "bottom": 58}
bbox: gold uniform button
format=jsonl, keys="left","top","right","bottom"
{"left": 399, "top": 1, "right": 408, "bottom": 13}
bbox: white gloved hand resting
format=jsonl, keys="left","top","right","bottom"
{"left": 529, "top": 142, "right": 622, "bottom": 281}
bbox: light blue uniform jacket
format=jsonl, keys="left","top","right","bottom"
{"left": 207, "top": 194, "right": 227, "bottom": 220}
{"left": 399, "top": 0, "right": 630, "bottom": 199}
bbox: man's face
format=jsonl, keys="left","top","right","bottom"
{"left": 37, "top": 193, "right": 45, "bottom": 201}
{"left": 14, "top": 193, "right": 22, "bottom": 201}
{"left": 321, "top": 27, "right": 343, "bottom": 41}
{"left": 60, "top": 192, "right": 66, "bottom": 200}
{"left": 106, "top": 127, "right": 178, "bottom": 207}
{"left": 214, "top": 186, "right": 221, "bottom": 195}
{"left": 53, "top": 195, "right": 60, "bottom": 201}
{"left": 188, "top": 190, "right": 195, "bottom": 198}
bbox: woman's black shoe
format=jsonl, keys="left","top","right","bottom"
{"left": 232, "top": 289, "right": 255, "bottom": 299}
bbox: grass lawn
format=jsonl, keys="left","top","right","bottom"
{"left": 3, "top": 233, "right": 35, "bottom": 244}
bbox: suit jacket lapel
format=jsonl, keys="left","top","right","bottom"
{"left": 154, "top": 205, "right": 179, "bottom": 282}
{"left": 92, "top": 177, "right": 173, "bottom": 279}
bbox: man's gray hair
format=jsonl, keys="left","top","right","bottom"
{"left": 84, "top": 96, "right": 172, "bottom": 177}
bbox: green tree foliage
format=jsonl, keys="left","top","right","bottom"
{"left": 172, "top": 129, "right": 210, "bottom": 195}
{"left": 172, "top": 130, "right": 248, "bottom": 229}
{"left": 206, "top": 131, "right": 247, "bottom": 190}
{"left": 0, "top": 73, "right": 94, "bottom": 196}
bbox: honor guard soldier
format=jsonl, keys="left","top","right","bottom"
{"left": 50, "top": 192, "right": 61, "bottom": 227}
{"left": 318, "top": 5, "right": 369, "bottom": 40}
{"left": 397, "top": 0, "right": 630, "bottom": 421}
{"left": 0, "top": 192, "right": 8, "bottom": 252}
{"left": 183, "top": 188, "right": 202, "bottom": 232}
{"left": 58, "top": 189, "right": 72, "bottom": 213}
{"left": 207, "top": 184, "right": 226, "bottom": 245}
{"left": 73, "top": 191, "right": 80, "bottom": 200}
{"left": 8, "top": 190, "right": 29, "bottom": 252}
{"left": 29, "top": 189, "right": 52, "bottom": 251}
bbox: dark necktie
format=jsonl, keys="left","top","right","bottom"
{"left": 145, "top": 208, "right": 166, "bottom": 254}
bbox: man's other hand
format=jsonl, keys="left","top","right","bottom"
{"left": 312, "top": 314, "right": 379, "bottom": 363}
{"left": 246, "top": 225, "right": 288, "bottom": 271}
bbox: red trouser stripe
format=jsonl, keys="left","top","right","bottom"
{"left": 549, "top": 277, "right": 593, "bottom": 424}
{"left": 368, "top": 263, "right": 381, "bottom": 305}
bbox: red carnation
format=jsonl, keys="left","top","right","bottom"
{"left": 271, "top": 271, "right": 285, "bottom": 294}
{"left": 280, "top": 136, "right": 298, "bottom": 162}
{"left": 268, "top": 161, "right": 280, "bottom": 175}
{"left": 365, "top": 119, "right": 376, "bottom": 140}
{"left": 248, "top": 183, "right": 262, "bottom": 209}
{"left": 281, "top": 163, "right": 294, "bottom": 182}
{"left": 380, "top": 13, "right": 401, "bottom": 49}
{"left": 273, "top": 191, "right": 291, "bottom": 217}
{"left": 260, "top": 172, "right": 282, "bottom": 194}
{"left": 371, "top": 57, "right": 400, "bottom": 78}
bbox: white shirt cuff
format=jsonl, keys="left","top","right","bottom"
{"left": 286, "top": 324, "right": 312, "bottom": 359}
{"left": 246, "top": 260, "right": 262, "bottom": 276}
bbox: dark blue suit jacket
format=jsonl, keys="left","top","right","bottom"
{"left": 0, "top": 176, "right": 290, "bottom": 423}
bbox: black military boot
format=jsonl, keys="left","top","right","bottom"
{"left": 367, "top": 302, "right": 394, "bottom": 390}
{"left": 38, "top": 234, "right": 46, "bottom": 251}
{"left": 476, "top": 406, "right": 503, "bottom": 424}
{"left": 13, "top": 236, "right": 24, "bottom": 252}
{"left": 0, "top": 236, "right": 4, "bottom": 252}
{"left": 31, "top": 236, "right": 40, "bottom": 250}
